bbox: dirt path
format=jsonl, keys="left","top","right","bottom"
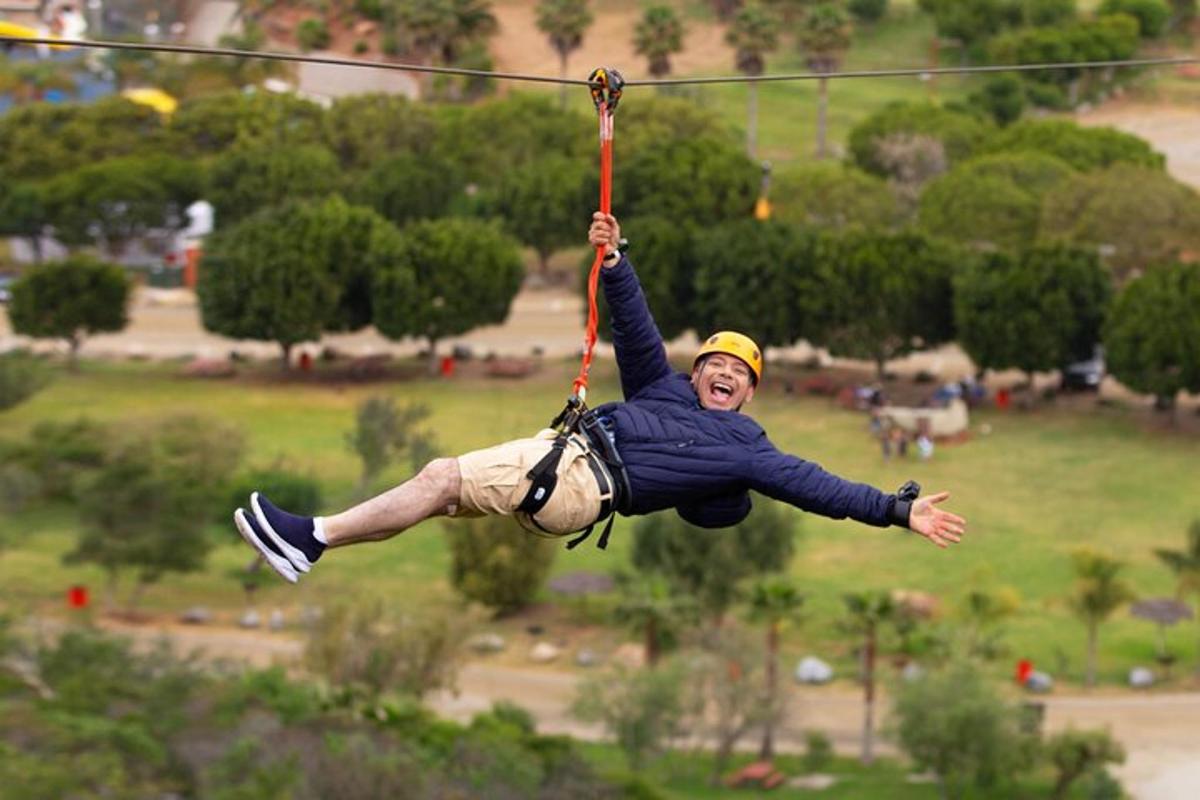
{"left": 1078, "top": 101, "right": 1200, "bottom": 189}
{"left": 90, "top": 617, "right": 1200, "bottom": 800}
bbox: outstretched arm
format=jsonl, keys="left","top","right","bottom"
{"left": 749, "top": 441, "right": 966, "bottom": 546}
{"left": 589, "top": 213, "right": 673, "bottom": 398}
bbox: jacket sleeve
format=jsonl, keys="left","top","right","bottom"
{"left": 747, "top": 438, "right": 899, "bottom": 528}
{"left": 600, "top": 255, "right": 673, "bottom": 399}
{"left": 676, "top": 491, "right": 753, "bottom": 529}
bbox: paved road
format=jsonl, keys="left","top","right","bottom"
{"left": 92, "top": 618, "right": 1200, "bottom": 800}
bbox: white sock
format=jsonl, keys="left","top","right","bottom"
{"left": 313, "top": 517, "right": 328, "bottom": 545}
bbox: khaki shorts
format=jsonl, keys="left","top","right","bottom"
{"left": 454, "top": 429, "right": 606, "bottom": 537}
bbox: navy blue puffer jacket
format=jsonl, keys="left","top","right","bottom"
{"left": 600, "top": 254, "right": 901, "bottom": 530}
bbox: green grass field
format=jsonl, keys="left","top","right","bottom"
{"left": 2, "top": 358, "right": 1198, "bottom": 689}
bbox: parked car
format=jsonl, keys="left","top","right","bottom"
{"left": 1061, "top": 347, "right": 1105, "bottom": 392}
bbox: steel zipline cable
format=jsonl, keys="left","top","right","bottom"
{"left": 1, "top": 35, "right": 1198, "bottom": 87}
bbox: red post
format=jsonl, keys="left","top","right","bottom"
{"left": 440, "top": 356, "right": 455, "bottom": 378}
{"left": 67, "top": 585, "right": 89, "bottom": 610}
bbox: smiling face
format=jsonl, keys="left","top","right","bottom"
{"left": 691, "top": 353, "right": 757, "bottom": 412}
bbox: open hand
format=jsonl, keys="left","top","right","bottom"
{"left": 908, "top": 492, "right": 966, "bottom": 548}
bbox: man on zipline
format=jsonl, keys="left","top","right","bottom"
{"left": 236, "top": 212, "right": 967, "bottom": 583}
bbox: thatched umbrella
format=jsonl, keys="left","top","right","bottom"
{"left": 1131, "top": 598, "right": 1193, "bottom": 663}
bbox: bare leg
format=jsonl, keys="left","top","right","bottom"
{"left": 321, "top": 458, "right": 462, "bottom": 547}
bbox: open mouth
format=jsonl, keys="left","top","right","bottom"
{"left": 711, "top": 381, "right": 734, "bottom": 402}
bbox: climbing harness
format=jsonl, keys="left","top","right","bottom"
{"left": 516, "top": 68, "right": 628, "bottom": 550}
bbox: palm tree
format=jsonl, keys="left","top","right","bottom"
{"left": 444, "top": 0, "right": 499, "bottom": 63}
{"left": 747, "top": 577, "right": 804, "bottom": 760}
{"left": 842, "top": 589, "right": 895, "bottom": 764}
{"left": 536, "top": 0, "right": 594, "bottom": 108}
{"left": 633, "top": 4, "right": 685, "bottom": 80}
{"left": 613, "top": 573, "right": 695, "bottom": 667}
{"left": 796, "top": 2, "right": 852, "bottom": 159}
{"left": 726, "top": 2, "right": 781, "bottom": 157}
{"left": 1155, "top": 520, "right": 1200, "bottom": 672}
{"left": 1068, "top": 549, "right": 1135, "bottom": 688}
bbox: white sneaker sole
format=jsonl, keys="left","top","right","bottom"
{"left": 234, "top": 508, "right": 299, "bottom": 584}
{"left": 250, "top": 492, "right": 315, "bottom": 574}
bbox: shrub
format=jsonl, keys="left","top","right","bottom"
{"left": 447, "top": 516, "right": 557, "bottom": 616}
{"left": 0, "top": 351, "right": 51, "bottom": 412}
{"left": 1099, "top": 0, "right": 1171, "bottom": 37}
{"left": 225, "top": 464, "right": 322, "bottom": 522}
{"left": 848, "top": 0, "right": 888, "bottom": 22}
{"left": 296, "top": 18, "right": 331, "bottom": 51}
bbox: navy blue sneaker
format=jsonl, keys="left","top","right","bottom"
{"left": 234, "top": 507, "right": 299, "bottom": 583}
{"left": 250, "top": 492, "right": 326, "bottom": 575}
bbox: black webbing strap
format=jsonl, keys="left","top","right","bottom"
{"left": 565, "top": 512, "right": 616, "bottom": 550}
{"left": 515, "top": 436, "right": 569, "bottom": 516}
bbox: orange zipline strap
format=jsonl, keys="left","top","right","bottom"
{"left": 571, "top": 67, "right": 624, "bottom": 409}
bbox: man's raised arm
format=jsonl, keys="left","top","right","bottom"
{"left": 588, "top": 212, "right": 673, "bottom": 398}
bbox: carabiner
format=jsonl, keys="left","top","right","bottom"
{"left": 588, "top": 67, "right": 625, "bottom": 115}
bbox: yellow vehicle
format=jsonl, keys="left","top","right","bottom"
{"left": 0, "top": 20, "right": 67, "bottom": 51}
{"left": 122, "top": 87, "right": 178, "bottom": 116}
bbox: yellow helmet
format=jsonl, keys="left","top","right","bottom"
{"left": 694, "top": 331, "right": 763, "bottom": 385}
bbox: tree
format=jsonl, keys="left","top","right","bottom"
{"left": 391, "top": 0, "right": 498, "bottom": 67}
{"left": 0, "top": 97, "right": 169, "bottom": 181}
{"left": 536, "top": 0, "right": 594, "bottom": 107}
{"left": 841, "top": 590, "right": 896, "bottom": 764}
{"left": 67, "top": 416, "right": 244, "bottom": 612}
{"left": 7, "top": 256, "right": 132, "bottom": 366}
{"left": 620, "top": 135, "right": 760, "bottom": 226}
{"left": 692, "top": 219, "right": 829, "bottom": 350}
{"left": 917, "top": 0, "right": 1024, "bottom": 50}
{"left": 849, "top": 0, "right": 889, "bottom": 23}
{"left": 1040, "top": 165, "right": 1200, "bottom": 282}
{"left": 1067, "top": 549, "right": 1135, "bottom": 687}
{"left": 304, "top": 595, "right": 474, "bottom": 702}
{"left": 323, "top": 93, "right": 440, "bottom": 171}
{"left": 848, "top": 102, "right": 993, "bottom": 188}
{"left": 954, "top": 246, "right": 1111, "bottom": 381}
{"left": 689, "top": 626, "right": 773, "bottom": 784}
{"left": 0, "top": 178, "right": 50, "bottom": 262}
{"left": 797, "top": 2, "right": 853, "bottom": 159}
{"left": 590, "top": 215, "right": 697, "bottom": 344}
{"left": 40, "top": 156, "right": 203, "bottom": 256}
{"left": 168, "top": 90, "right": 327, "bottom": 158}
{"left": 351, "top": 152, "right": 463, "bottom": 229}
{"left": 612, "top": 572, "right": 698, "bottom": 667}
{"left": 984, "top": 119, "right": 1164, "bottom": 172}
{"left": 432, "top": 94, "right": 591, "bottom": 187}
{"left": 726, "top": 2, "right": 781, "bottom": 157}
{"left": 817, "top": 231, "right": 960, "bottom": 379}
{"left": 1104, "top": 263, "right": 1200, "bottom": 413}
{"left": 968, "top": 73, "right": 1026, "bottom": 126}
{"left": 199, "top": 197, "right": 407, "bottom": 367}
{"left": 746, "top": 577, "right": 804, "bottom": 760}
{"left": 345, "top": 396, "right": 439, "bottom": 494}
{"left": 447, "top": 516, "right": 558, "bottom": 616}
{"left": 1099, "top": 0, "right": 1171, "bottom": 37}
{"left": 1046, "top": 728, "right": 1126, "bottom": 800}
{"left": 633, "top": 4, "right": 685, "bottom": 78}
{"left": 918, "top": 152, "right": 1075, "bottom": 250}
{"left": 631, "top": 497, "right": 797, "bottom": 623}
{"left": 1155, "top": 521, "right": 1200, "bottom": 673}
{"left": 618, "top": 95, "right": 739, "bottom": 159}
{"left": 489, "top": 154, "right": 593, "bottom": 274}
{"left": 893, "top": 657, "right": 1037, "bottom": 799}
{"left": 208, "top": 143, "right": 341, "bottom": 229}
{"left": 771, "top": 162, "right": 900, "bottom": 231}
{"left": 372, "top": 218, "right": 525, "bottom": 369}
